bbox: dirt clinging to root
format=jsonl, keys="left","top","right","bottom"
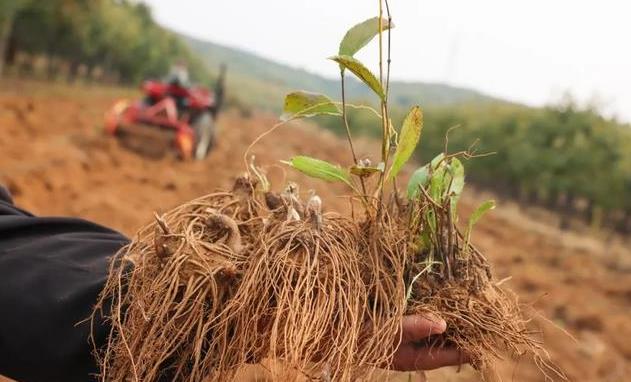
{"left": 94, "top": 176, "right": 559, "bottom": 381}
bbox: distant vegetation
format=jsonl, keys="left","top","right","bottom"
{"left": 425, "top": 102, "right": 631, "bottom": 231}
{"left": 1, "top": 1, "right": 629, "bottom": 231}
{"left": 0, "top": 0, "right": 209, "bottom": 83}
{"left": 317, "top": 101, "right": 631, "bottom": 231}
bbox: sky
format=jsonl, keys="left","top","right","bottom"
{"left": 143, "top": 0, "right": 630, "bottom": 122}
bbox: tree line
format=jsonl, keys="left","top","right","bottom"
{"left": 0, "top": 0, "right": 209, "bottom": 83}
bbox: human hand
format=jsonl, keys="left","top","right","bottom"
{"left": 391, "top": 315, "right": 467, "bottom": 371}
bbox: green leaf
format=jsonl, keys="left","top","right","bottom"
{"left": 406, "top": 153, "right": 448, "bottom": 200}
{"left": 339, "top": 16, "right": 394, "bottom": 57}
{"left": 388, "top": 106, "right": 423, "bottom": 180}
{"left": 285, "top": 156, "right": 351, "bottom": 185}
{"left": 468, "top": 200, "right": 496, "bottom": 230}
{"left": 466, "top": 200, "right": 496, "bottom": 242}
{"left": 407, "top": 165, "right": 430, "bottom": 199}
{"left": 446, "top": 158, "right": 465, "bottom": 218}
{"left": 429, "top": 163, "right": 448, "bottom": 201}
{"left": 425, "top": 157, "right": 466, "bottom": 207}
{"left": 281, "top": 91, "right": 340, "bottom": 121}
{"left": 447, "top": 158, "right": 465, "bottom": 198}
{"left": 430, "top": 153, "right": 445, "bottom": 169}
{"left": 329, "top": 55, "right": 385, "bottom": 100}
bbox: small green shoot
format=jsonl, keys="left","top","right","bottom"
{"left": 466, "top": 200, "right": 496, "bottom": 244}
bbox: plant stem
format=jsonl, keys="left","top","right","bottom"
{"left": 378, "top": 0, "right": 386, "bottom": 164}
{"left": 385, "top": 0, "right": 392, "bottom": 97}
{"left": 378, "top": 0, "right": 384, "bottom": 85}
{"left": 243, "top": 119, "right": 290, "bottom": 174}
{"left": 340, "top": 71, "right": 359, "bottom": 165}
{"left": 376, "top": 0, "right": 392, "bottom": 210}
{"left": 341, "top": 70, "right": 369, "bottom": 201}
{"left": 382, "top": 0, "right": 393, "bottom": 170}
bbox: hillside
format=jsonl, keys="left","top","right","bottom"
{"left": 181, "top": 34, "right": 498, "bottom": 112}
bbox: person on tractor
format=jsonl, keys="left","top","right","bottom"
{"left": 167, "top": 60, "right": 191, "bottom": 88}
{"left": 165, "top": 60, "right": 191, "bottom": 112}
{"left": 0, "top": 184, "right": 466, "bottom": 382}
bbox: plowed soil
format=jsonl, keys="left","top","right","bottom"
{"left": 1, "top": 79, "right": 630, "bottom": 381}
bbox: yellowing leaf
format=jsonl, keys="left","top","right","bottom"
{"left": 388, "top": 106, "right": 423, "bottom": 180}
{"left": 329, "top": 55, "right": 385, "bottom": 100}
{"left": 281, "top": 91, "right": 340, "bottom": 121}
{"left": 285, "top": 156, "right": 351, "bottom": 186}
{"left": 339, "top": 16, "right": 394, "bottom": 57}
{"left": 350, "top": 164, "right": 383, "bottom": 178}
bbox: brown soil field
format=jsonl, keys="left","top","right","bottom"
{"left": 1, "top": 79, "right": 630, "bottom": 381}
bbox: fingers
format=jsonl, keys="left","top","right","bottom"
{"left": 393, "top": 314, "right": 469, "bottom": 372}
{"left": 400, "top": 314, "right": 447, "bottom": 343}
{"left": 392, "top": 344, "right": 466, "bottom": 371}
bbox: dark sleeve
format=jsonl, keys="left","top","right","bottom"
{"left": 0, "top": 186, "right": 130, "bottom": 382}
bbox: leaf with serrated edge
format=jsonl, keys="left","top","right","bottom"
{"left": 281, "top": 91, "right": 340, "bottom": 121}
{"left": 287, "top": 156, "right": 351, "bottom": 185}
{"left": 388, "top": 106, "right": 423, "bottom": 180}
{"left": 330, "top": 55, "right": 385, "bottom": 100}
{"left": 339, "top": 16, "right": 394, "bottom": 57}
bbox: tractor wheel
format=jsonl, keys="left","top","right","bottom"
{"left": 192, "top": 111, "right": 215, "bottom": 160}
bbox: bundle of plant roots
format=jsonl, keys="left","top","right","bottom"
{"left": 94, "top": 174, "right": 559, "bottom": 381}
{"left": 93, "top": 5, "right": 562, "bottom": 381}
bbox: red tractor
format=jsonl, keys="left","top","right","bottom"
{"left": 105, "top": 66, "right": 225, "bottom": 160}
